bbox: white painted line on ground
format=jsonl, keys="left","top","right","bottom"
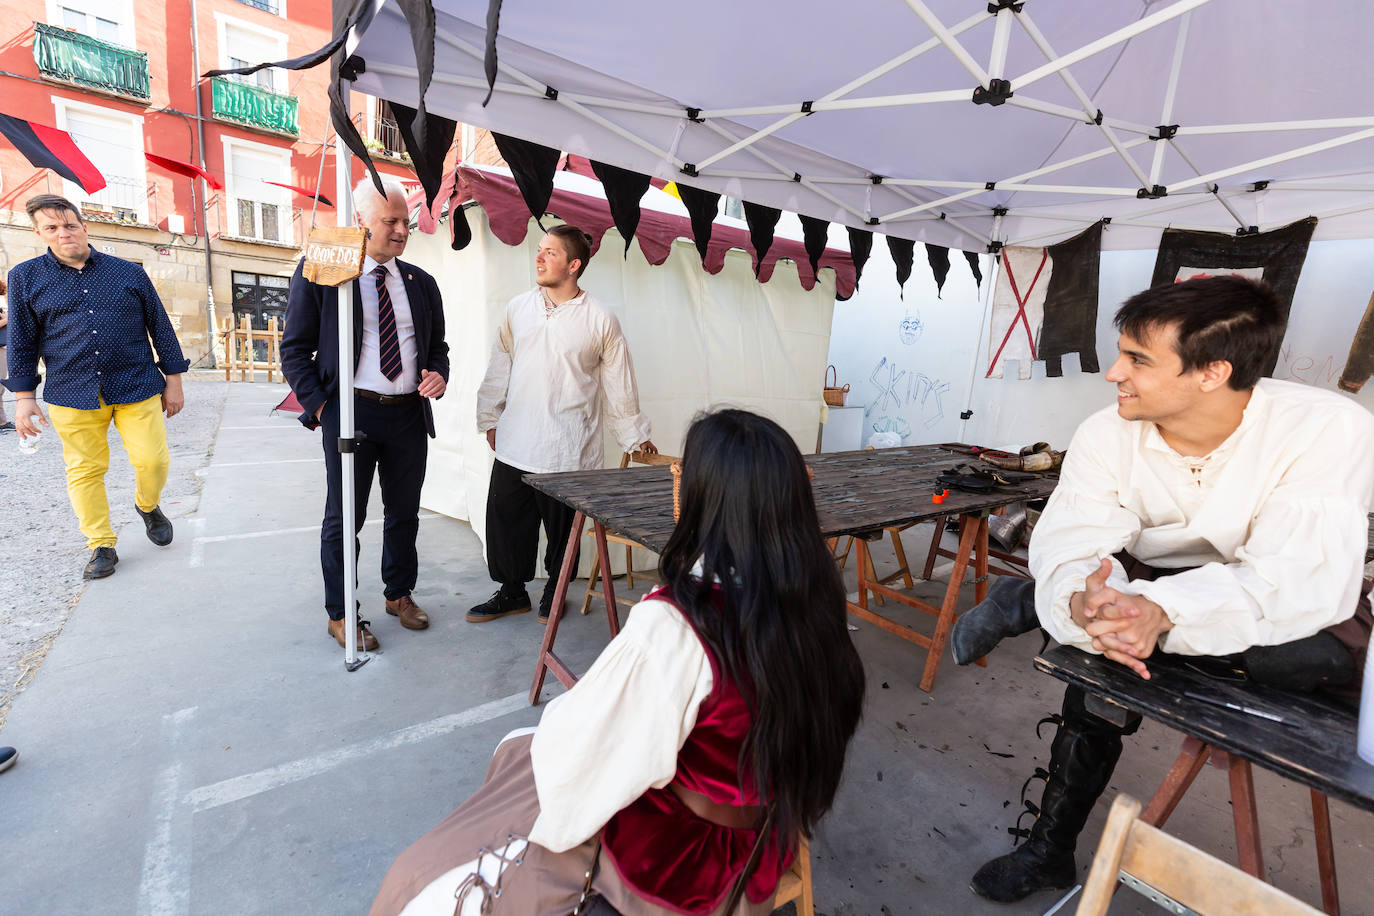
{"left": 195, "top": 458, "right": 323, "bottom": 476}
{"left": 138, "top": 707, "right": 197, "bottom": 916}
{"left": 184, "top": 691, "right": 530, "bottom": 813}
{"left": 188, "top": 513, "right": 441, "bottom": 566}
{"left": 217, "top": 425, "right": 302, "bottom": 430}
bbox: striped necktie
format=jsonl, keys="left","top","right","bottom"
{"left": 373, "top": 264, "right": 402, "bottom": 381}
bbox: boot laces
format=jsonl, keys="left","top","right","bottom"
{"left": 1009, "top": 798, "right": 1041, "bottom": 844}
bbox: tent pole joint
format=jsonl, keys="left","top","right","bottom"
{"left": 685, "top": 107, "right": 704, "bottom": 122}
{"left": 1152, "top": 124, "right": 1180, "bottom": 140}
{"left": 544, "top": 86, "right": 558, "bottom": 100}
{"left": 1090, "top": 109, "right": 1104, "bottom": 126}
{"left": 340, "top": 55, "right": 365, "bottom": 80}
{"left": 972, "top": 78, "right": 1014, "bottom": 106}
{"left": 985, "top": 181, "right": 996, "bottom": 190}
{"left": 1236, "top": 225, "right": 1260, "bottom": 236}
{"left": 680, "top": 163, "right": 698, "bottom": 177}
{"left": 800, "top": 100, "right": 814, "bottom": 115}
{"left": 337, "top": 434, "right": 365, "bottom": 454}
{"left": 1137, "top": 184, "right": 1169, "bottom": 199}
{"left": 1250, "top": 180, "right": 1270, "bottom": 191}
{"left": 987, "top": 0, "right": 1024, "bottom": 12}
{"left": 866, "top": 217, "right": 880, "bottom": 225}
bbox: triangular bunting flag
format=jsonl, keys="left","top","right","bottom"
{"left": 964, "top": 250, "right": 983, "bottom": 291}
{"left": 925, "top": 243, "right": 950, "bottom": 297}
{"left": 742, "top": 201, "right": 781, "bottom": 278}
{"left": 800, "top": 215, "right": 829, "bottom": 280}
{"left": 591, "top": 160, "right": 651, "bottom": 256}
{"left": 388, "top": 101, "right": 456, "bottom": 212}
{"left": 847, "top": 227, "right": 873, "bottom": 287}
{"left": 887, "top": 236, "right": 915, "bottom": 298}
{"left": 0, "top": 114, "right": 105, "bottom": 193}
{"left": 675, "top": 184, "right": 721, "bottom": 263}
{"left": 491, "top": 132, "right": 560, "bottom": 229}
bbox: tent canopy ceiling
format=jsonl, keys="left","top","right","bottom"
{"left": 347, "top": 0, "right": 1374, "bottom": 251}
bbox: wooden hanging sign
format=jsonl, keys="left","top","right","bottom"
{"left": 302, "top": 226, "right": 370, "bottom": 286}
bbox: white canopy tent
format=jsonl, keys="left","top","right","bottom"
{"left": 346, "top": 0, "right": 1374, "bottom": 251}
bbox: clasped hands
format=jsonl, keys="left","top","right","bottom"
{"left": 1069, "top": 557, "right": 1173, "bottom": 680}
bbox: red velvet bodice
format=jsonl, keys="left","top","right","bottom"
{"left": 600, "top": 589, "right": 794, "bottom": 914}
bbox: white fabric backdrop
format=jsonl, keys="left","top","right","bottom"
{"left": 406, "top": 208, "right": 837, "bottom": 570}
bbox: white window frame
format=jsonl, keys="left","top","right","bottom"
{"left": 52, "top": 95, "right": 148, "bottom": 224}
{"left": 221, "top": 135, "right": 293, "bottom": 244}
{"left": 214, "top": 13, "right": 288, "bottom": 95}
{"left": 45, "top": 0, "right": 136, "bottom": 48}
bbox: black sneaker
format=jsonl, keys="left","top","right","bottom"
{"left": 83, "top": 547, "right": 119, "bottom": 580}
{"left": 0, "top": 746, "right": 16, "bottom": 774}
{"left": 537, "top": 590, "right": 566, "bottom": 624}
{"left": 466, "top": 588, "right": 531, "bottom": 623}
{"left": 137, "top": 505, "right": 174, "bottom": 547}
{"left": 0, "top": 422, "right": 14, "bottom": 433}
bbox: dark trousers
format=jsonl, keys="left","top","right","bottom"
{"left": 320, "top": 394, "right": 428, "bottom": 620}
{"left": 485, "top": 458, "right": 579, "bottom": 596}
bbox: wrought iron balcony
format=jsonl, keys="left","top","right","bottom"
{"left": 211, "top": 77, "right": 299, "bottom": 137}
{"left": 233, "top": 0, "right": 281, "bottom": 14}
{"left": 32, "top": 22, "right": 150, "bottom": 101}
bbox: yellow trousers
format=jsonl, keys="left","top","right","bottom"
{"left": 47, "top": 394, "right": 169, "bottom": 549}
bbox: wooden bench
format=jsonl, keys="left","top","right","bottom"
{"left": 1036, "top": 646, "right": 1374, "bottom": 915}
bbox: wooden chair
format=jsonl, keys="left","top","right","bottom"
{"left": 1076, "top": 794, "right": 1322, "bottom": 916}
{"left": 578, "top": 449, "right": 679, "bottom": 617}
{"left": 772, "top": 834, "right": 813, "bottom": 915}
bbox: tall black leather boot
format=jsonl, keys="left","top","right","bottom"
{"left": 950, "top": 576, "right": 1038, "bottom": 665}
{"left": 970, "top": 688, "right": 1134, "bottom": 903}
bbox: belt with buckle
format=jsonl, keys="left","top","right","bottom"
{"left": 355, "top": 388, "right": 421, "bottom": 405}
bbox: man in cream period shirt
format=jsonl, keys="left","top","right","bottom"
{"left": 472, "top": 225, "right": 655, "bottom": 624}
{"left": 950, "top": 275, "right": 1374, "bottom": 905}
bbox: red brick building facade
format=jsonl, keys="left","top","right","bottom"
{"left": 0, "top": 0, "right": 415, "bottom": 364}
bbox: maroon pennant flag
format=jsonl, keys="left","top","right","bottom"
{"left": 0, "top": 113, "right": 104, "bottom": 193}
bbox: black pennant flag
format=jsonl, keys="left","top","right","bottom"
{"left": 925, "top": 244, "right": 951, "bottom": 297}
{"left": 591, "top": 160, "right": 651, "bottom": 256}
{"left": 492, "top": 132, "right": 560, "bottom": 229}
{"left": 800, "top": 215, "right": 829, "bottom": 280}
{"left": 482, "top": 0, "right": 504, "bottom": 106}
{"left": 887, "top": 236, "right": 915, "bottom": 298}
{"left": 743, "top": 201, "right": 781, "bottom": 278}
{"left": 388, "top": 101, "right": 455, "bottom": 212}
{"left": 964, "top": 250, "right": 983, "bottom": 291}
{"left": 675, "top": 184, "right": 721, "bottom": 263}
{"left": 847, "top": 227, "right": 873, "bottom": 287}
{"left": 450, "top": 202, "right": 473, "bottom": 251}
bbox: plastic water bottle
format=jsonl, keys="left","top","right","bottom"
{"left": 16, "top": 415, "right": 43, "bottom": 454}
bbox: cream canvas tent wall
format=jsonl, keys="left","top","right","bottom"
{"left": 405, "top": 166, "right": 840, "bottom": 554}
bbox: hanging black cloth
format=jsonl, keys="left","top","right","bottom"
{"left": 591, "top": 160, "right": 651, "bottom": 255}
{"left": 800, "top": 215, "right": 829, "bottom": 280}
{"left": 925, "top": 244, "right": 951, "bottom": 297}
{"left": 482, "top": 0, "right": 504, "bottom": 105}
{"left": 847, "top": 227, "right": 873, "bottom": 287}
{"left": 964, "top": 250, "right": 983, "bottom": 291}
{"left": 676, "top": 184, "right": 721, "bottom": 263}
{"left": 1038, "top": 220, "right": 1104, "bottom": 377}
{"left": 743, "top": 202, "right": 782, "bottom": 278}
{"left": 492, "top": 133, "right": 560, "bottom": 229}
{"left": 887, "top": 236, "right": 915, "bottom": 298}
{"left": 1150, "top": 217, "right": 1317, "bottom": 377}
{"left": 450, "top": 202, "right": 473, "bottom": 251}
{"left": 388, "top": 101, "right": 456, "bottom": 212}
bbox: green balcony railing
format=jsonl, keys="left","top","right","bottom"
{"left": 211, "top": 77, "right": 299, "bottom": 137}
{"left": 32, "top": 22, "right": 150, "bottom": 101}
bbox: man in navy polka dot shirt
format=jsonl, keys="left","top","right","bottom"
{"left": 4, "top": 194, "right": 190, "bottom": 580}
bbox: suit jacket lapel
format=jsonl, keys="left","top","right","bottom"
{"left": 351, "top": 277, "right": 364, "bottom": 364}
{"left": 397, "top": 259, "right": 430, "bottom": 362}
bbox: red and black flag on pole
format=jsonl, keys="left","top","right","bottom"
{"left": 0, "top": 113, "right": 105, "bottom": 194}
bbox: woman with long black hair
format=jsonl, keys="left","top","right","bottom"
{"left": 370, "top": 408, "right": 866, "bottom": 916}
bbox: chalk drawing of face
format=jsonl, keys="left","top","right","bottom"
{"left": 899, "top": 312, "right": 923, "bottom": 345}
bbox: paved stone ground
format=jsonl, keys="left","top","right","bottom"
{"left": 0, "top": 373, "right": 229, "bottom": 730}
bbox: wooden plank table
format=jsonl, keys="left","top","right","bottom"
{"left": 1036, "top": 645, "right": 1374, "bottom": 914}
{"left": 525, "top": 445, "right": 1058, "bottom": 703}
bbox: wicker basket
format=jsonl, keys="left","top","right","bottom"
{"left": 823, "top": 365, "right": 850, "bottom": 406}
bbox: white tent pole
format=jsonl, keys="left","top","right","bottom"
{"left": 942, "top": 214, "right": 992, "bottom": 247}
{"left": 1170, "top": 126, "right": 1374, "bottom": 192}
{"left": 1013, "top": 0, "right": 1215, "bottom": 92}
{"left": 1015, "top": 11, "right": 1152, "bottom": 189}
{"left": 901, "top": 0, "right": 992, "bottom": 88}
{"left": 1005, "top": 96, "right": 1155, "bottom": 134}
{"left": 334, "top": 136, "right": 363, "bottom": 671}
{"left": 987, "top": 2, "right": 1014, "bottom": 80}
{"left": 1149, "top": 12, "right": 1192, "bottom": 186}
{"left": 959, "top": 226, "right": 1002, "bottom": 443}
{"left": 1179, "top": 116, "right": 1374, "bottom": 136}
{"left": 1167, "top": 141, "right": 1247, "bottom": 230}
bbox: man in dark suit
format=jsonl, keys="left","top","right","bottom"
{"left": 282, "top": 178, "right": 450, "bottom": 650}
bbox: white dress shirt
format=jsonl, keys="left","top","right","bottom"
{"left": 1031, "top": 378, "right": 1374, "bottom": 657}
{"left": 354, "top": 255, "right": 419, "bottom": 394}
{"left": 475, "top": 288, "right": 653, "bottom": 473}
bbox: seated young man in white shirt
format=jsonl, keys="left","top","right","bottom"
{"left": 951, "top": 275, "right": 1374, "bottom": 904}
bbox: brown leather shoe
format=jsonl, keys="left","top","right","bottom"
{"left": 386, "top": 595, "right": 429, "bottom": 630}
{"left": 327, "top": 617, "right": 379, "bottom": 650}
